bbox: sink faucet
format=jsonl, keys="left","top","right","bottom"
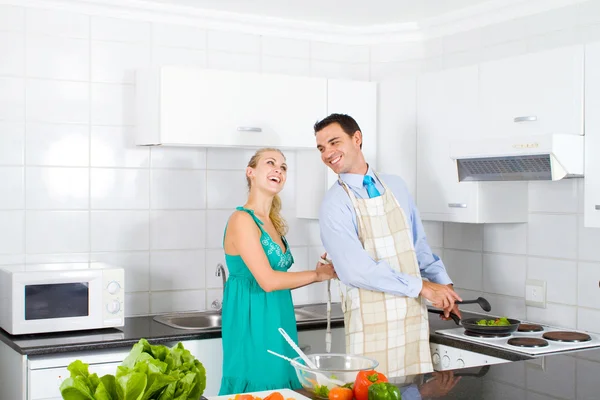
{"left": 211, "top": 263, "right": 227, "bottom": 312}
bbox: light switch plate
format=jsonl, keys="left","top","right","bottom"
{"left": 525, "top": 279, "right": 546, "bottom": 308}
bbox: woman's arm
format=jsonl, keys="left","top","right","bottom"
{"left": 227, "top": 211, "right": 334, "bottom": 292}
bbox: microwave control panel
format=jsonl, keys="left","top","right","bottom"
{"left": 102, "top": 268, "right": 125, "bottom": 326}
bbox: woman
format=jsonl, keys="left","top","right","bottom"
{"left": 219, "top": 148, "right": 336, "bottom": 395}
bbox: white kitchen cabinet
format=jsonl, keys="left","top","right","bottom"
{"left": 584, "top": 41, "right": 600, "bottom": 228}
{"left": 296, "top": 79, "right": 377, "bottom": 219}
{"left": 416, "top": 65, "right": 527, "bottom": 223}
{"left": 136, "top": 66, "right": 327, "bottom": 149}
{"left": 480, "top": 45, "right": 584, "bottom": 138}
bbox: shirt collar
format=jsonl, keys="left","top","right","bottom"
{"left": 339, "top": 165, "right": 376, "bottom": 188}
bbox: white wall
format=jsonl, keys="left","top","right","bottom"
{"left": 0, "top": 3, "right": 370, "bottom": 316}
{"left": 372, "top": 0, "right": 600, "bottom": 334}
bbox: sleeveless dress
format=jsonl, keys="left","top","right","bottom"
{"left": 218, "top": 206, "right": 303, "bottom": 395}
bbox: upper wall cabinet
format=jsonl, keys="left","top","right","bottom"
{"left": 416, "top": 65, "right": 528, "bottom": 223}
{"left": 135, "top": 66, "right": 327, "bottom": 149}
{"left": 585, "top": 41, "right": 600, "bottom": 228}
{"left": 480, "top": 45, "right": 584, "bottom": 138}
{"left": 296, "top": 79, "right": 377, "bottom": 219}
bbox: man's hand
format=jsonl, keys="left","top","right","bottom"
{"left": 420, "top": 281, "right": 462, "bottom": 317}
{"left": 440, "top": 284, "right": 461, "bottom": 320}
{"left": 419, "top": 371, "right": 461, "bottom": 398}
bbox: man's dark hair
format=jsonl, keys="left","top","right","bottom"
{"left": 313, "top": 113, "right": 362, "bottom": 149}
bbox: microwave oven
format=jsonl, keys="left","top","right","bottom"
{"left": 0, "top": 265, "right": 125, "bottom": 335}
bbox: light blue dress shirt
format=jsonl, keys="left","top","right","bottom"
{"left": 319, "top": 166, "right": 453, "bottom": 298}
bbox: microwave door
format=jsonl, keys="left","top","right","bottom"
{"left": 25, "top": 282, "right": 90, "bottom": 321}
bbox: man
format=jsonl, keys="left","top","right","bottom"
{"left": 316, "top": 113, "right": 461, "bottom": 377}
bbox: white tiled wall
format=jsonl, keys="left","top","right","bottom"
{"left": 0, "top": 3, "right": 351, "bottom": 316}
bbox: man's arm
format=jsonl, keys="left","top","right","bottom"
{"left": 319, "top": 193, "right": 423, "bottom": 298}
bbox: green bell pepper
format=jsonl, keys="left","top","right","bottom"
{"left": 367, "top": 382, "right": 402, "bottom": 400}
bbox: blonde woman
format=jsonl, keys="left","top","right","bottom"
{"left": 219, "top": 148, "right": 336, "bottom": 395}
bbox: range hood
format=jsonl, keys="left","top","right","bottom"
{"left": 450, "top": 134, "right": 584, "bottom": 182}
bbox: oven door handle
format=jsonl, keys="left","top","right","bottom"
{"left": 428, "top": 309, "right": 461, "bottom": 325}
{"left": 455, "top": 365, "right": 490, "bottom": 378}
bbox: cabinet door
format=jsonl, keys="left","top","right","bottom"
{"left": 584, "top": 42, "right": 600, "bottom": 228}
{"left": 160, "top": 68, "right": 327, "bottom": 149}
{"left": 480, "top": 45, "right": 584, "bottom": 138}
{"left": 416, "top": 66, "right": 479, "bottom": 222}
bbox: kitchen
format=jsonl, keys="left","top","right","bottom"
{"left": 1, "top": 0, "right": 600, "bottom": 398}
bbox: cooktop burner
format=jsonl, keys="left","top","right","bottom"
{"left": 508, "top": 337, "right": 548, "bottom": 348}
{"left": 518, "top": 323, "right": 544, "bottom": 332}
{"left": 543, "top": 331, "right": 592, "bottom": 342}
{"left": 465, "top": 330, "right": 511, "bottom": 339}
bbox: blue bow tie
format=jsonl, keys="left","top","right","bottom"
{"left": 363, "top": 175, "right": 381, "bottom": 198}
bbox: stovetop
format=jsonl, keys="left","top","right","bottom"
{"left": 436, "top": 323, "right": 600, "bottom": 356}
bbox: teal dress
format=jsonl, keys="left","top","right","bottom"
{"left": 218, "top": 207, "right": 303, "bottom": 395}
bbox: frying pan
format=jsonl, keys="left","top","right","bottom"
{"left": 429, "top": 309, "right": 521, "bottom": 334}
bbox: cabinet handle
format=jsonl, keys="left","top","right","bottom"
{"left": 595, "top": 205, "right": 600, "bottom": 210}
{"left": 514, "top": 116, "right": 537, "bottom": 123}
{"left": 237, "top": 126, "right": 262, "bottom": 132}
{"left": 448, "top": 203, "right": 467, "bottom": 208}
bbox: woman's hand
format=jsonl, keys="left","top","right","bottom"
{"left": 315, "top": 252, "right": 337, "bottom": 282}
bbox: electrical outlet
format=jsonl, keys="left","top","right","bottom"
{"left": 525, "top": 279, "right": 546, "bottom": 308}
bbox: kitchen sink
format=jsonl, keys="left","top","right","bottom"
{"left": 153, "top": 304, "right": 342, "bottom": 330}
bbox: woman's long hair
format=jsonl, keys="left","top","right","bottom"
{"left": 246, "top": 148, "right": 288, "bottom": 237}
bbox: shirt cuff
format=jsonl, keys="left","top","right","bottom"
{"left": 430, "top": 270, "right": 453, "bottom": 286}
{"left": 402, "top": 274, "right": 423, "bottom": 298}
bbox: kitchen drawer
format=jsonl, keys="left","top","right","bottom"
{"left": 29, "top": 361, "right": 121, "bottom": 400}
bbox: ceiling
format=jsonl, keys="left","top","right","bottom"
{"left": 145, "top": 0, "right": 490, "bottom": 26}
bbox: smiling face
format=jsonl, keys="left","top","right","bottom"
{"left": 246, "top": 149, "right": 287, "bottom": 195}
{"left": 316, "top": 122, "right": 365, "bottom": 175}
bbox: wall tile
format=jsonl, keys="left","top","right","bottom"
{"left": 527, "top": 303, "right": 577, "bottom": 329}
{"left": 442, "top": 49, "right": 481, "bottom": 69}
{"left": 92, "top": 41, "right": 150, "bottom": 83}
{"left": 577, "top": 358, "right": 600, "bottom": 399}
{"left": 0, "top": 77, "right": 25, "bottom": 120}
{"left": 262, "top": 56, "right": 310, "bottom": 76}
{"left": 26, "top": 8, "right": 89, "bottom": 38}
{"left": 0, "top": 32, "right": 24, "bottom": 75}
{"left": 208, "top": 51, "right": 260, "bottom": 72}
{"left": 484, "top": 294, "right": 526, "bottom": 320}
{"left": 289, "top": 246, "right": 309, "bottom": 305}
{"left": 205, "top": 249, "right": 227, "bottom": 289}
{"left": 0, "top": 167, "right": 23, "bottom": 209}
{"left": 91, "top": 168, "right": 150, "bottom": 209}
{"left": 527, "top": 27, "right": 583, "bottom": 53}
{"left": 0, "top": 211, "right": 24, "bottom": 254}
{"left": 206, "top": 170, "right": 247, "bottom": 209}
{"left": 422, "top": 221, "right": 443, "bottom": 247}
{"left": 207, "top": 31, "right": 260, "bottom": 53}
{"left": 206, "top": 148, "right": 255, "bottom": 170}
{"left": 528, "top": 179, "right": 579, "bottom": 214}
{"left": 480, "top": 40, "right": 528, "bottom": 62}
{"left": 26, "top": 211, "right": 89, "bottom": 253}
{"left": 0, "top": 5, "right": 24, "bottom": 32}
{"left": 443, "top": 222, "right": 482, "bottom": 251}
{"left": 370, "top": 42, "right": 425, "bottom": 64}
{"left": 150, "top": 250, "right": 205, "bottom": 290}
{"left": 91, "top": 83, "right": 134, "bottom": 126}
{"left": 578, "top": 307, "right": 600, "bottom": 334}
{"left": 306, "top": 220, "right": 323, "bottom": 247}
{"left": 483, "top": 223, "right": 527, "bottom": 254}
{"left": 578, "top": 214, "right": 600, "bottom": 262}
{"left": 0, "top": 122, "right": 24, "bottom": 165}
{"left": 91, "top": 16, "right": 149, "bottom": 42}
{"left": 577, "top": 262, "right": 600, "bottom": 309}
{"left": 25, "top": 253, "right": 89, "bottom": 264}
{"left": 26, "top": 123, "right": 89, "bottom": 166}
{"left": 284, "top": 214, "right": 310, "bottom": 247}
{"left": 0, "top": 254, "right": 24, "bottom": 265}
{"left": 26, "top": 167, "right": 88, "bottom": 209}
{"left": 125, "top": 292, "right": 149, "bottom": 316}
{"left": 150, "top": 289, "right": 205, "bottom": 314}
{"left": 483, "top": 254, "right": 526, "bottom": 298}
{"left": 91, "top": 211, "right": 149, "bottom": 251}
{"left": 583, "top": 22, "right": 600, "bottom": 43}
{"left": 311, "top": 42, "right": 369, "bottom": 63}
{"left": 478, "top": 17, "right": 529, "bottom": 47}
{"left": 443, "top": 30, "right": 483, "bottom": 54}
{"left": 579, "top": 0, "right": 600, "bottom": 26}
{"left": 527, "top": 214, "right": 577, "bottom": 259}
{"left": 528, "top": 257, "right": 577, "bottom": 306}
{"left": 442, "top": 249, "right": 483, "bottom": 291}
{"left": 150, "top": 147, "right": 206, "bottom": 169}
{"left": 150, "top": 210, "right": 205, "bottom": 250}
{"left": 310, "top": 61, "right": 370, "bottom": 80}
{"left": 26, "top": 36, "right": 89, "bottom": 81}
{"left": 526, "top": 354, "right": 576, "bottom": 400}
{"left": 453, "top": 288, "right": 484, "bottom": 313}
{"left": 262, "top": 37, "right": 309, "bottom": 58}
{"left": 90, "top": 251, "right": 150, "bottom": 292}
{"left": 152, "top": 23, "right": 206, "bottom": 49}
{"left": 152, "top": 47, "right": 207, "bottom": 68}
{"left": 205, "top": 210, "right": 232, "bottom": 249}
{"left": 525, "top": 5, "right": 580, "bottom": 37}
{"left": 206, "top": 288, "right": 223, "bottom": 312}
{"left": 26, "top": 79, "right": 89, "bottom": 124}
{"left": 151, "top": 170, "right": 206, "bottom": 209}
{"left": 91, "top": 126, "right": 150, "bottom": 168}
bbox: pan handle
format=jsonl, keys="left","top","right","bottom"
{"left": 454, "top": 365, "right": 490, "bottom": 378}
{"left": 428, "top": 309, "right": 460, "bottom": 325}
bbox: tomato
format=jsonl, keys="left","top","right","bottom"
{"left": 353, "top": 371, "right": 388, "bottom": 400}
{"left": 235, "top": 395, "right": 255, "bottom": 400}
{"left": 264, "top": 392, "right": 284, "bottom": 400}
{"left": 328, "top": 387, "right": 353, "bottom": 400}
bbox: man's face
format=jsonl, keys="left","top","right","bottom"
{"left": 315, "top": 122, "right": 362, "bottom": 175}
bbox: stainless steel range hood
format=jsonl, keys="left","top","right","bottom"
{"left": 450, "top": 134, "right": 584, "bottom": 182}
